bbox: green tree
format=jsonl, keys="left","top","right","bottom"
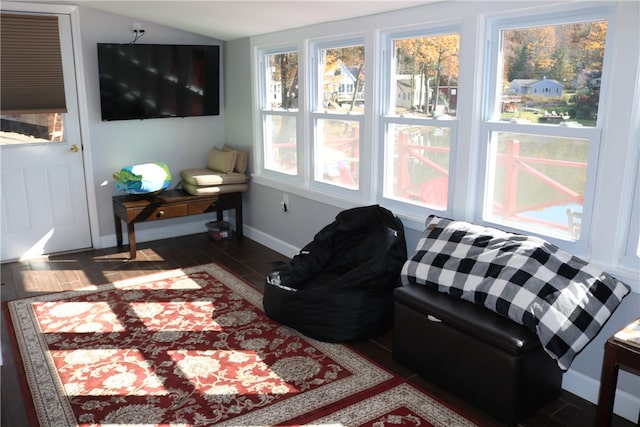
{"left": 547, "top": 48, "right": 573, "bottom": 83}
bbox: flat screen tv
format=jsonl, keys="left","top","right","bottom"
{"left": 97, "top": 43, "right": 220, "bottom": 121}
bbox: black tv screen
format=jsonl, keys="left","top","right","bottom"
{"left": 97, "top": 43, "right": 220, "bottom": 121}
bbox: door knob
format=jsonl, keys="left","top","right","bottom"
{"left": 70, "top": 144, "right": 80, "bottom": 152}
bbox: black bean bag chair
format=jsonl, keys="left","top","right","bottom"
{"left": 263, "top": 205, "right": 407, "bottom": 342}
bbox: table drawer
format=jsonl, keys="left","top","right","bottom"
{"left": 188, "top": 199, "right": 217, "bottom": 214}
{"left": 130, "top": 203, "right": 189, "bottom": 221}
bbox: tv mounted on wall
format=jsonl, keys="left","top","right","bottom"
{"left": 97, "top": 43, "right": 220, "bottom": 121}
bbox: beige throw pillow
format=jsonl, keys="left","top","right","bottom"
{"left": 223, "top": 144, "right": 248, "bottom": 173}
{"left": 207, "top": 147, "right": 237, "bottom": 174}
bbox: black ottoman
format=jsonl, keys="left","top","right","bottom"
{"left": 393, "top": 284, "right": 562, "bottom": 426}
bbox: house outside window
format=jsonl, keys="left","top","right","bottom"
{"left": 311, "top": 40, "right": 365, "bottom": 190}
{"left": 258, "top": 49, "right": 299, "bottom": 177}
{"left": 380, "top": 29, "right": 460, "bottom": 212}
{"left": 480, "top": 9, "right": 610, "bottom": 243}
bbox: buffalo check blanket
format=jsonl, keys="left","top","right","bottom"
{"left": 401, "top": 216, "right": 630, "bottom": 370}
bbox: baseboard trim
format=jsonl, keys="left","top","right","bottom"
{"left": 99, "top": 217, "right": 209, "bottom": 250}
{"left": 99, "top": 218, "right": 301, "bottom": 259}
{"left": 242, "top": 224, "right": 299, "bottom": 259}
{"left": 563, "top": 368, "right": 639, "bottom": 423}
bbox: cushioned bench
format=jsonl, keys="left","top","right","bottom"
{"left": 180, "top": 145, "right": 249, "bottom": 236}
{"left": 394, "top": 284, "right": 562, "bottom": 425}
{"left": 180, "top": 171, "right": 248, "bottom": 196}
{"left": 180, "top": 145, "right": 249, "bottom": 196}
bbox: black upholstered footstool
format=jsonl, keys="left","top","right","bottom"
{"left": 393, "top": 284, "right": 562, "bottom": 426}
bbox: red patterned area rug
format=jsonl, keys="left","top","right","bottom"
{"left": 7, "top": 263, "right": 477, "bottom": 426}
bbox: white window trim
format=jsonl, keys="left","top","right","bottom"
{"left": 255, "top": 45, "right": 304, "bottom": 187}
{"left": 618, "top": 90, "right": 640, "bottom": 275}
{"left": 621, "top": 159, "right": 640, "bottom": 267}
{"left": 377, "top": 24, "right": 462, "bottom": 222}
{"left": 484, "top": 4, "right": 615, "bottom": 124}
{"left": 253, "top": 33, "right": 376, "bottom": 208}
{"left": 307, "top": 36, "right": 370, "bottom": 201}
{"left": 476, "top": 122, "right": 602, "bottom": 254}
{"left": 476, "top": 5, "right": 615, "bottom": 256}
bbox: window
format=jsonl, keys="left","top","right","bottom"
{"left": 258, "top": 49, "right": 299, "bottom": 176}
{"left": 481, "top": 11, "right": 609, "bottom": 242}
{"left": 1, "top": 112, "right": 64, "bottom": 144}
{"left": 311, "top": 41, "right": 365, "bottom": 190}
{"left": 1, "top": 13, "right": 67, "bottom": 144}
{"left": 251, "top": 4, "right": 637, "bottom": 277}
{"left": 381, "top": 30, "right": 460, "bottom": 211}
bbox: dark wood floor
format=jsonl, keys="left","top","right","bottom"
{"left": 1, "top": 232, "right": 634, "bottom": 427}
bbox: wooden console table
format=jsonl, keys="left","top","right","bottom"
{"left": 113, "top": 190, "right": 243, "bottom": 259}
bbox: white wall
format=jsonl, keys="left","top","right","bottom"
{"left": 227, "top": 1, "right": 640, "bottom": 421}
{"left": 76, "top": 6, "right": 226, "bottom": 241}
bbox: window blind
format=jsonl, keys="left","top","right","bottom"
{"left": 1, "top": 13, "right": 67, "bottom": 114}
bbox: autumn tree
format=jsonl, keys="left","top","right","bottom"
{"left": 562, "top": 21, "right": 607, "bottom": 89}
{"left": 503, "top": 20, "right": 606, "bottom": 90}
{"left": 395, "top": 33, "right": 459, "bottom": 114}
{"left": 504, "top": 26, "right": 556, "bottom": 81}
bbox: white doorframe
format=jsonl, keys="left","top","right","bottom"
{"left": 2, "top": 2, "right": 100, "bottom": 253}
{"left": 68, "top": 5, "right": 100, "bottom": 250}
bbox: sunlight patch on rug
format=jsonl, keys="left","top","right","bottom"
{"left": 7, "top": 263, "right": 476, "bottom": 426}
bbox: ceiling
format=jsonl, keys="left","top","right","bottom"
{"left": 16, "top": 1, "right": 438, "bottom": 41}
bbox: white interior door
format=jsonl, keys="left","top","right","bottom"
{"left": 1, "top": 13, "right": 91, "bottom": 261}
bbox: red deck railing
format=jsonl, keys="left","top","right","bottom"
{"left": 395, "top": 136, "right": 586, "bottom": 233}
{"left": 273, "top": 134, "right": 586, "bottom": 234}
